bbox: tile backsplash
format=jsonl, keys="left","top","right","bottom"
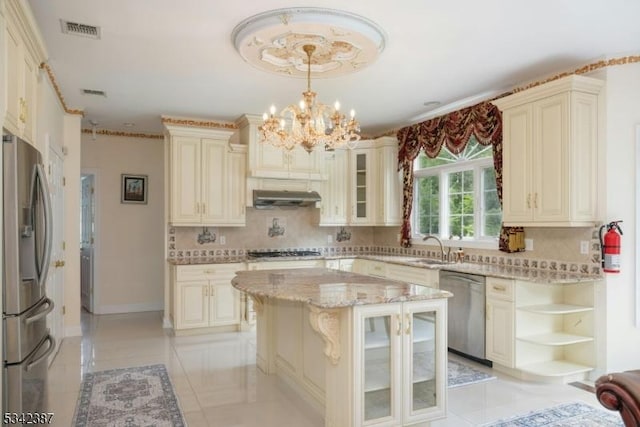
{"left": 167, "top": 208, "right": 602, "bottom": 275}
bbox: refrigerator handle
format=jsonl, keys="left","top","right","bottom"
{"left": 25, "top": 297, "right": 55, "bottom": 325}
{"left": 25, "top": 335, "right": 56, "bottom": 372}
{"left": 35, "top": 163, "right": 53, "bottom": 286}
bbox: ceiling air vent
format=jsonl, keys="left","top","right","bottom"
{"left": 82, "top": 89, "right": 107, "bottom": 97}
{"left": 60, "top": 20, "right": 101, "bottom": 39}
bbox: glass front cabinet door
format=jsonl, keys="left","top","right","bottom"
{"left": 353, "top": 300, "right": 447, "bottom": 426}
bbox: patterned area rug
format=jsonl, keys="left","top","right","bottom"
{"left": 448, "top": 359, "right": 496, "bottom": 388}
{"left": 73, "top": 364, "right": 185, "bottom": 427}
{"left": 482, "top": 402, "right": 624, "bottom": 426}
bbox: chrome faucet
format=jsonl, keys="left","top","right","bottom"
{"left": 422, "top": 235, "right": 448, "bottom": 262}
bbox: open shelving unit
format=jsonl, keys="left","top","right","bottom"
{"left": 515, "top": 281, "right": 596, "bottom": 381}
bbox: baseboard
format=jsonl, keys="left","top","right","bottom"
{"left": 65, "top": 324, "right": 82, "bottom": 337}
{"left": 95, "top": 302, "right": 163, "bottom": 314}
{"left": 162, "top": 315, "right": 173, "bottom": 329}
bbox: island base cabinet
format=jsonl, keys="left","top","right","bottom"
{"left": 352, "top": 300, "right": 447, "bottom": 427}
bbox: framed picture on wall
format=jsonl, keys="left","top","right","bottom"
{"left": 121, "top": 174, "right": 148, "bottom": 204}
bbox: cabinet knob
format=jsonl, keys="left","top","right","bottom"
{"left": 534, "top": 193, "right": 538, "bottom": 208}
{"left": 492, "top": 285, "right": 506, "bottom": 292}
{"left": 527, "top": 193, "right": 532, "bottom": 209}
{"left": 396, "top": 314, "right": 402, "bottom": 336}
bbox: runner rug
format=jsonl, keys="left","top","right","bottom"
{"left": 482, "top": 402, "right": 624, "bottom": 426}
{"left": 73, "top": 364, "right": 185, "bottom": 427}
{"left": 448, "top": 359, "right": 496, "bottom": 388}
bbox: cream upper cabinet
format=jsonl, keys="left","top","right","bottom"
{"left": 237, "top": 114, "right": 325, "bottom": 180}
{"left": 320, "top": 137, "right": 401, "bottom": 226}
{"left": 350, "top": 147, "right": 376, "bottom": 224}
{"left": 375, "top": 138, "right": 402, "bottom": 226}
{"left": 493, "top": 75, "right": 603, "bottom": 226}
{"left": 165, "top": 124, "right": 246, "bottom": 226}
{"left": 3, "top": 0, "right": 46, "bottom": 144}
{"left": 319, "top": 149, "right": 349, "bottom": 226}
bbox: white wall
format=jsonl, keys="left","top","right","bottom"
{"left": 81, "top": 134, "right": 165, "bottom": 314}
{"left": 602, "top": 62, "right": 640, "bottom": 371}
{"left": 35, "top": 65, "right": 81, "bottom": 338}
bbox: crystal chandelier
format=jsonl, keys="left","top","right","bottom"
{"left": 259, "top": 44, "right": 361, "bottom": 153}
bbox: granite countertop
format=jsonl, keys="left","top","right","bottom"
{"left": 231, "top": 267, "right": 452, "bottom": 309}
{"left": 168, "top": 254, "right": 602, "bottom": 284}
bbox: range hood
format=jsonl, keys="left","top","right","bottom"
{"left": 253, "top": 190, "right": 321, "bottom": 209}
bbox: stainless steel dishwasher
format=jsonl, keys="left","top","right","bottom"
{"left": 439, "top": 270, "right": 491, "bottom": 366}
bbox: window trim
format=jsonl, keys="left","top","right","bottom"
{"left": 411, "top": 156, "right": 499, "bottom": 250}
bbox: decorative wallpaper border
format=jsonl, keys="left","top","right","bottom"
{"left": 512, "top": 55, "right": 640, "bottom": 93}
{"left": 81, "top": 128, "right": 163, "bottom": 140}
{"left": 40, "top": 62, "right": 84, "bottom": 116}
{"left": 376, "top": 54, "right": 640, "bottom": 139}
{"left": 161, "top": 117, "right": 238, "bottom": 130}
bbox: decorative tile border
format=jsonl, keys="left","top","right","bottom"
{"left": 167, "top": 226, "right": 603, "bottom": 275}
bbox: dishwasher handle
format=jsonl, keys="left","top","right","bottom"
{"left": 439, "top": 271, "right": 485, "bottom": 286}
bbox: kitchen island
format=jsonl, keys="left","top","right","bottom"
{"left": 232, "top": 267, "right": 452, "bottom": 427}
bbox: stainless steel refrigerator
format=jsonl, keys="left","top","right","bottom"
{"left": 3, "top": 134, "right": 55, "bottom": 414}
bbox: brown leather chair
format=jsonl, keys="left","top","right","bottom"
{"left": 596, "top": 370, "right": 640, "bottom": 427}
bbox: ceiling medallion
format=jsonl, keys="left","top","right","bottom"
{"left": 232, "top": 8, "right": 385, "bottom": 153}
{"left": 231, "top": 7, "right": 387, "bottom": 79}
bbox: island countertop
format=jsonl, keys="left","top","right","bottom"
{"left": 231, "top": 267, "right": 452, "bottom": 309}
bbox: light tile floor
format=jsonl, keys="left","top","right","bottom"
{"left": 47, "top": 311, "right": 605, "bottom": 426}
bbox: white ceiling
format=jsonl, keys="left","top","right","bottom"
{"left": 27, "top": 0, "right": 640, "bottom": 136}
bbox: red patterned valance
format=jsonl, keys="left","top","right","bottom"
{"left": 397, "top": 101, "right": 502, "bottom": 166}
{"left": 396, "top": 101, "right": 503, "bottom": 248}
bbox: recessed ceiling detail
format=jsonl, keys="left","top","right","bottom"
{"left": 231, "top": 8, "right": 386, "bottom": 79}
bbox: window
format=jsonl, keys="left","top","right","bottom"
{"left": 413, "top": 137, "right": 501, "bottom": 242}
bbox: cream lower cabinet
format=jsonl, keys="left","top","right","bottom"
{"left": 386, "top": 264, "right": 440, "bottom": 289}
{"left": 492, "top": 75, "right": 603, "bottom": 226}
{"left": 515, "top": 280, "right": 596, "bottom": 381}
{"left": 172, "top": 264, "right": 243, "bottom": 331}
{"left": 486, "top": 277, "right": 515, "bottom": 368}
{"left": 247, "top": 259, "right": 325, "bottom": 271}
{"left": 325, "top": 258, "right": 355, "bottom": 272}
{"left": 353, "top": 300, "right": 447, "bottom": 426}
{"left": 352, "top": 260, "right": 440, "bottom": 289}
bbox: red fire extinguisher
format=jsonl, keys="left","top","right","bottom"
{"left": 599, "top": 220, "right": 623, "bottom": 273}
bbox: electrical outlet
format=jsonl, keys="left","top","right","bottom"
{"left": 327, "top": 234, "right": 333, "bottom": 244}
{"left": 580, "top": 240, "right": 589, "bottom": 254}
{"left": 220, "top": 235, "right": 226, "bottom": 245}
{"left": 525, "top": 238, "right": 533, "bottom": 251}
{"left": 396, "top": 233, "right": 401, "bottom": 242}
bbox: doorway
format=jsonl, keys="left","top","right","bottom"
{"left": 80, "top": 172, "right": 96, "bottom": 313}
{"left": 47, "top": 144, "right": 65, "bottom": 362}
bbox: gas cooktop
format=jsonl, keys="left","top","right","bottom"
{"left": 247, "top": 250, "right": 321, "bottom": 258}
